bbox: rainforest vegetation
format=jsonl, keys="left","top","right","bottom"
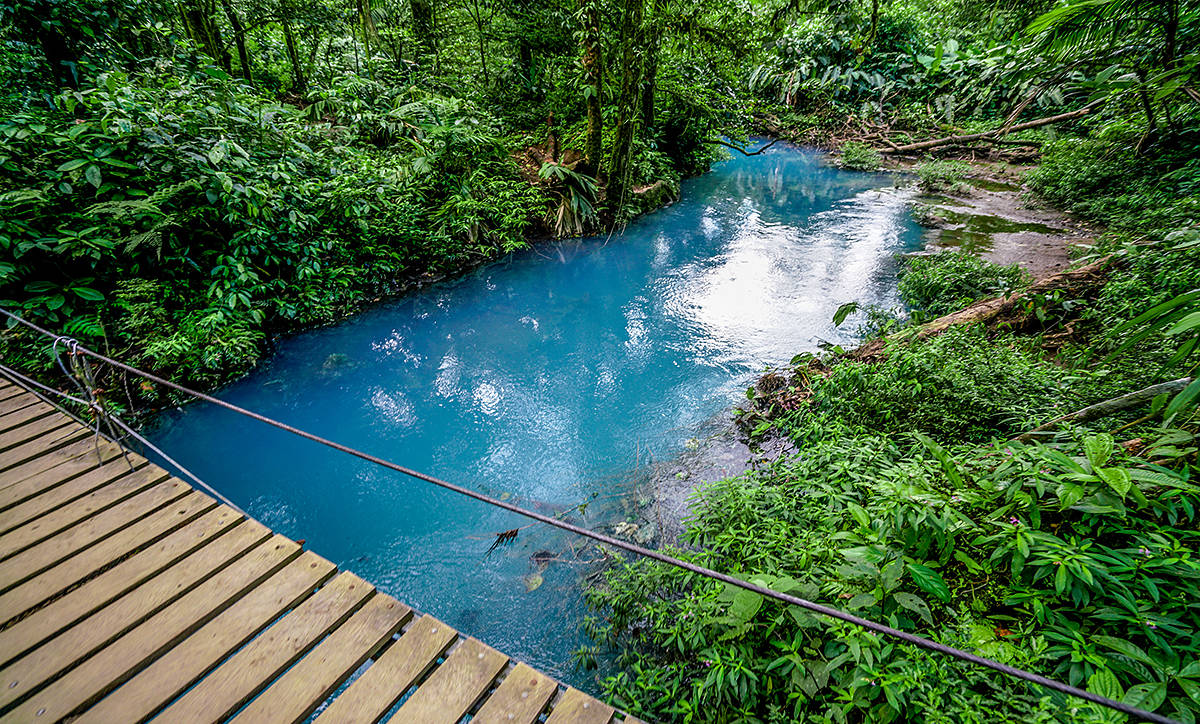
{"left": 3, "top": 0, "right": 1200, "bottom": 721}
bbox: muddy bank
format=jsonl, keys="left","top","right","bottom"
{"left": 910, "top": 174, "right": 1096, "bottom": 278}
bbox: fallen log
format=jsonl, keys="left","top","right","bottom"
{"left": 880, "top": 102, "right": 1101, "bottom": 154}
{"left": 1016, "top": 377, "right": 1194, "bottom": 442}
{"left": 848, "top": 256, "right": 1114, "bottom": 361}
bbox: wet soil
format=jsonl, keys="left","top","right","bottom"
{"left": 912, "top": 176, "right": 1098, "bottom": 279}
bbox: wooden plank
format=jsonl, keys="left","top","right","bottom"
{"left": 77, "top": 551, "right": 337, "bottom": 724}
{"left": 0, "top": 518, "right": 266, "bottom": 712}
{"left": 314, "top": 614, "right": 458, "bottom": 724}
{"left": 0, "top": 456, "right": 147, "bottom": 536}
{"left": 388, "top": 637, "right": 509, "bottom": 724}
{"left": 149, "top": 571, "right": 374, "bottom": 724}
{"left": 0, "top": 492, "right": 217, "bottom": 624}
{"left": 0, "top": 393, "right": 38, "bottom": 418}
{"left": 4, "top": 534, "right": 301, "bottom": 724}
{"left": 229, "top": 594, "right": 412, "bottom": 724}
{"left": 0, "top": 412, "right": 76, "bottom": 454}
{"left": 0, "top": 466, "right": 168, "bottom": 559}
{"left": 471, "top": 663, "right": 561, "bottom": 724}
{"left": 0, "top": 507, "right": 244, "bottom": 659}
{"left": 0, "top": 385, "right": 25, "bottom": 403}
{"left": 0, "top": 423, "right": 90, "bottom": 475}
{"left": 0, "top": 401, "right": 55, "bottom": 435}
{"left": 543, "top": 688, "right": 616, "bottom": 724}
{"left": 0, "top": 440, "right": 129, "bottom": 510}
{"left": 0, "top": 480, "right": 192, "bottom": 592}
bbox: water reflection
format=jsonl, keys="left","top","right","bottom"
{"left": 149, "top": 141, "right": 923, "bottom": 690}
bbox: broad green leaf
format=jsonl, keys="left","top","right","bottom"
{"left": 84, "top": 164, "right": 102, "bottom": 188}
{"left": 1166, "top": 311, "right": 1200, "bottom": 335}
{"left": 1166, "top": 378, "right": 1200, "bottom": 419}
{"left": 56, "top": 158, "right": 89, "bottom": 173}
{"left": 1084, "top": 434, "right": 1113, "bottom": 471}
{"left": 892, "top": 592, "right": 933, "bottom": 624}
{"left": 729, "top": 589, "right": 763, "bottom": 623}
{"left": 1096, "top": 467, "right": 1132, "bottom": 499}
{"left": 1094, "top": 636, "right": 1155, "bottom": 667}
{"left": 1088, "top": 668, "right": 1123, "bottom": 701}
{"left": 908, "top": 563, "right": 951, "bottom": 602}
{"left": 1123, "top": 682, "right": 1166, "bottom": 711}
{"left": 832, "top": 301, "right": 858, "bottom": 327}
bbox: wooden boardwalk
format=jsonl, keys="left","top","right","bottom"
{"left": 0, "top": 380, "right": 643, "bottom": 724}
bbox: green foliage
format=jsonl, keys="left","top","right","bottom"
{"left": 810, "top": 325, "right": 1091, "bottom": 440}
{"left": 1026, "top": 136, "right": 1200, "bottom": 234}
{"left": 915, "top": 159, "right": 971, "bottom": 194}
{"left": 838, "top": 141, "right": 883, "bottom": 171}
{"left": 899, "top": 251, "right": 1031, "bottom": 317}
{"left": 589, "top": 410, "right": 1200, "bottom": 722}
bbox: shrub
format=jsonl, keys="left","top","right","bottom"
{"left": 916, "top": 159, "right": 971, "bottom": 193}
{"left": 840, "top": 141, "right": 884, "bottom": 171}
{"left": 899, "top": 252, "right": 1030, "bottom": 317}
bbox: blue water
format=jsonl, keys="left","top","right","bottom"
{"left": 149, "top": 142, "right": 923, "bottom": 689}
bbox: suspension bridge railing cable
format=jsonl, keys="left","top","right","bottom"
{"left": 0, "top": 360, "right": 246, "bottom": 515}
{"left": 0, "top": 307, "right": 1180, "bottom": 724}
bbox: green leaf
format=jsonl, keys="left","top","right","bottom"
{"left": 71, "top": 287, "right": 103, "bottom": 301}
{"left": 56, "top": 158, "right": 89, "bottom": 173}
{"left": 1084, "top": 434, "right": 1113, "bottom": 470}
{"left": 1088, "top": 668, "right": 1123, "bottom": 702}
{"left": 729, "top": 588, "right": 764, "bottom": 624}
{"left": 1179, "top": 678, "right": 1200, "bottom": 707}
{"left": 1096, "top": 467, "right": 1132, "bottom": 499}
{"left": 832, "top": 301, "right": 858, "bottom": 327}
{"left": 1094, "top": 636, "right": 1155, "bottom": 667}
{"left": 84, "top": 164, "right": 102, "bottom": 188}
{"left": 1166, "top": 311, "right": 1200, "bottom": 335}
{"left": 1124, "top": 682, "right": 1167, "bottom": 712}
{"left": 846, "top": 502, "right": 871, "bottom": 529}
{"left": 892, "top": 592, "right": 933, "bottom": 624}
{"left": 908, "top": 563, "right": 951, "bottom": 602}
{"left": 1166, "top": 378, "right": 1200, "bottom": 419}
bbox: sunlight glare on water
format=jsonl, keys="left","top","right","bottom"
{"left": 149, "top": 141, "right": 923, "bottom": 690}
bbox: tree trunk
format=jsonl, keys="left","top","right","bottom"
{"left": 281, "top": 17, "right": 307, "bottom": 92}
{"left": 410, "top": 0, "right": 436, "bottom": 70}
{"left": 470, "top": 0, "right": 489, "bottom": 88}
{"left": 578, "top": 0, "right": 603, "bottom": 177}
{"left": 606, "top": 0, "right": 644, "bottom": 218}
{"left": 14, "top": 5, "right": 78, "bottom": 88}
{"left": 181, "top": 0, "right": 231, "bottom": 72}
{"left": 641, "top": 22, "right": 659, "bottom": 132}
{"left": 218, "top": 0, "right": 252, "bottom": 81}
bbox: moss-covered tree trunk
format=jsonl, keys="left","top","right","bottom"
{"left": 181, "top": 0, "right": 231, "bottom": 72}
{"left": 605, "top": 0, "right": 644, "bottom": 218}
{"left": 578, "top": 0, "right": 603, "bottom": 177}
{"left": 218, "top": 0, "right": 252, "bottom": 81}
{"left": 410, "top": 0, "right": 437, "bottom": 71}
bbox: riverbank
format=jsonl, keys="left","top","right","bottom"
{"left": 637, "top": 147, "right": 1101, "bottom": 547}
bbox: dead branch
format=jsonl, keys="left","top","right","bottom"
{"left": 880, "top": 102, "right": 1102, "bottom": 154}
{"left": 706, "top": 138, "right": 780, "bottom": 156}
{"left": 1016, "top": 377, "right": 1194, "bottom": 442}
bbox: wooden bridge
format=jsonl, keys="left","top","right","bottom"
{"left": 0, "top": 379, "right": 643, "bottom": 724}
